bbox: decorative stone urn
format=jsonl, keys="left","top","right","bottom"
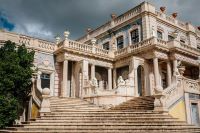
{"left": 172, "top": 13, "right": 178, "bottom": 18}
{"left": 160, "top": 7, "right": 166, "bottom": 13}
{"left": 110, "top": 13, "right": 117, "bottom": 19}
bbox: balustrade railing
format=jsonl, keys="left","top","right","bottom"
{"left": 68, "top": 40, "right": 93, "bottom": 53}
{"left": 162, "top": 76, "right": 183, "bottom": 108}
{"left": 155, "top": 11, "right": 186, "bottom": 29}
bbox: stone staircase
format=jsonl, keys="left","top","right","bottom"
{"left": 1, "top": 96, "right": 200, "bottom": 133}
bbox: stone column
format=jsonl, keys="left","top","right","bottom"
{"left": 61, "top": 60, "right": 68, "bottom": 97}
{"left": 167, "top": 61, "right": 172, "bottom": 86}
{"left": 91, "top": 64, "right": 95, "bottom": 80}
{"left": 81, "top": 60, "right": 89, "bottom": 97}
{"left": 153, "top": 57, "right": 162, "bottom": 92}
{"left": 108, "top": 68, "right": 112, "bottom": 90}
{"left": 173, "top": 59, "right": 178, "bottom": 76}
{"left": 113, "top": 68, "right": 117, "bottom": 89}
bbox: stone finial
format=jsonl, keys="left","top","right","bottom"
{"left": 172, "top": 13, "right": 178, "bottom": 18}
{"left": 40, "top": 88, "right": 51, "bottom": 115}
{"left": 110, "top": 13, "right": 117, "bottom": 19}
{"left": 86, "top": 28, "right": 92, "bottom": 34}
{"left": 55, "top": 35, "right": 61, "bottom": 44}
{"left": 91, "top": 38, "right": 96, "bottom": 45}
{"left": 160, "top": 7, "right": 166, "bottom": 13}
{"left": 64, "top": 30, "right": 70, "bottom": 40}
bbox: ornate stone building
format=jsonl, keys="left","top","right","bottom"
{"left": 0, "top": 1, "right": 200, "bottom": 126}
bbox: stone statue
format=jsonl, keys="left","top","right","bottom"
{"left": 91, "top": 77, "right": 98, "bottom": 87}
{"left": 117, "top": 76, "right": 125, "bottom": 86}
{"left": 151, "top": 26, "right": 156, "bottom": 37}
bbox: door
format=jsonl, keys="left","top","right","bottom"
{"left": 137, "top": 65, "right": 144, "bottom": 96}
{"left": 191, "top": 103, "right": 200, "bottom": 126}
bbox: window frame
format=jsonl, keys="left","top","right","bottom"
{"left": 116, "top": 35, "right": 124, "bottom": 49}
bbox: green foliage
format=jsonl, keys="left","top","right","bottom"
{"left": 0, "top": 96, "right": 18, "bottom": 128}
{"left": 0, "top": 40, "right": 35, "bottom": 128}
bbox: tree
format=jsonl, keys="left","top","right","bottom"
{"left": 0, "top": 40, "right": 35, "bottom": 128}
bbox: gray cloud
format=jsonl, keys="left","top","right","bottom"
{"left": 0, "top": 0, "right": 199, "bottom": 41}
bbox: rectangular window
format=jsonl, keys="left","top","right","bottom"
{"left": 117, "top": 36, "right": 124, "bottom": 49}
{"left": 131, "top": 29, "right": 139, "bottom": 44}
{"left": 180, "top": 39, "right": 185, "bottom": 43}
{"left": 168, "top": 35, "right": 174, "bottom": 41}
{"left": 102, "top": 42, "right": 109, "bottom": 50}
{"left": 157, "top": 31, "right": 163, "bottom": 39}
{"left": 41, "top": 73, "right": 50, "bottom": 89}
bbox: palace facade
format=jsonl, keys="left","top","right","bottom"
{"left": 0, "top": 2, "right": 200, "bottom": 126}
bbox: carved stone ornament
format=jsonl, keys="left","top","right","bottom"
{"left": 90, "top": 77, "right": 98, "bottom": 87}
{"left": 117, "top": 76, "right": 125, "bottom": 86}
{"left": 43, "top": 59, "right": 50, "bottom": 67}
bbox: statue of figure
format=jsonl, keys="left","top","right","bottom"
{"left": 151, "top": 26, "right": 156, "bottom": 37}
{"left": 117, "top": 76, "right": 125, "bottom": 86}
{"left": 177, "top": 60, "right": 182, "bottom": 67}
{"left": 91, "top": 77, "right": 98, "bottom": 87}
{"left": 125, "top": 79, "right": 130, "bottom": 86}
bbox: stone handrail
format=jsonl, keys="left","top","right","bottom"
{"left": 155, "top": 10, "right": 186, "bottom": 29}
{"left": 162, "top": 76, "right": 183, "bottom": 109}
{"left": 68, "top": 40, "right": 93, "bottom": 53}
{"left": 77, "top": 5, "right": 142, "bottom": 42}
{"left": 0, "top": 30, "right": 56, "bottom": 53}
{"left": 57, "top": 39, "right": 110, "bottom": 58}
{"left": 114, "top": 37, "right": 155, "bottom": 57}
{"left": 31, "top": 72, "right": 43, "bottom": 108}
{"left": 179, "top": 42, "right": 200, "bottom": 54}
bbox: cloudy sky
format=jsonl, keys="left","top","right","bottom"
{"left": 0, "top": 0, "right": 199, "bottom": 41}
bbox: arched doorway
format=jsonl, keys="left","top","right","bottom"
{"left": 137, "top": 65, "right": 144, "bottom": 96}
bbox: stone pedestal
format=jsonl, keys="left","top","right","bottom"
{"left": 40, "top": 88, "right": 51, "bottom": 116}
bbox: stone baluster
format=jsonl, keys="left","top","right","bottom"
{"left": 39, "top": 88, "right": 51, "bottom": 116}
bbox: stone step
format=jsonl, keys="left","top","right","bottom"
{"left": 27, "top": 119, "right": 185, "bottom": 123}
{"left": 1, "top": 130, "right": 200, "bottom": 133}
{"left": 6, "top": 126, "right": 199, "bottom": 131}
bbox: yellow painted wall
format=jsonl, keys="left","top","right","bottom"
{"left": 169, "top": 99, "right": 186, "bottom": 121}
{"left": 31, "top": 103, "right": 39, "bottom": 119}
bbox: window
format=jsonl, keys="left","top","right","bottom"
{"left": 102, "top": 42, "right": 109, "bottom": 50}
{"left": 41, "top": 73, "right": 50, "bottom": 89}
{"left": 157, "top": 31, "right": 163, "bottom": 39}
{"left": 168, "top": 35, "right": 174, "bottom": 41}
{"left": 116, "top": 36, "right": 124, "bottom": 49}
{"left": 131, "top": 29, "right": 139, "bottom": 44}
{"left": 180, "top": 39, "right": 185, "bottom": 43}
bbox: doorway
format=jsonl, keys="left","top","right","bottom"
{"left": 137, "top": 65, "right": 144, "bottom": 96}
